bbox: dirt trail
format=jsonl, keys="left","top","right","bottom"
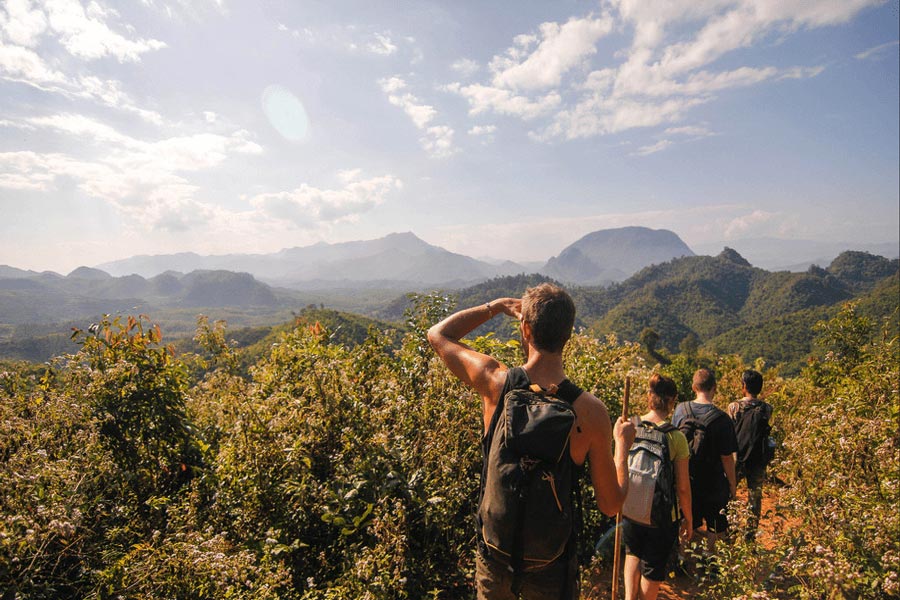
{"left": 582, "top": 490, "right": 786, "bottom": 599}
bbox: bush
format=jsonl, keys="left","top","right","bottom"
{"left": 1, "top": 301, "right": 897, "bottom": 598}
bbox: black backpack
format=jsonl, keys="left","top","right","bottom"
{"left": 733, "top": 400, "right": 773, "bottom": 471}
{"left": 677, "top": 402, "right": 727, "bottom": 467}
{"left": 622, "top": 422, "right": 678, "bottom": 528}
{"left": 478, "top": 369, "right": 582, "bottom": 579}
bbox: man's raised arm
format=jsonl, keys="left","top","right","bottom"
{"left": 427, "top": 299, "right": 521, "bottom": 410}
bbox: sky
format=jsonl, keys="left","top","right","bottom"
{"left": 0, "top": 0, "right": 898, "bottom": 274}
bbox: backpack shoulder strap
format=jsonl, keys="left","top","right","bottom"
{"left": 505, "top": 366, "right": 531, "bottom": 393}
{"left": 656, "top": 422, "right": 677, "bottom": 434}
{"left": 682, "top": 401, "right": 696, "bottom": 420}
{"left": 486, "top": 367, "right": 529, "bottom": 443}
{"left": 698, "top": 405, "right": 727, "bottom": 426}
{"left": 555, "top": 379, "right": 584, "bottom": 404}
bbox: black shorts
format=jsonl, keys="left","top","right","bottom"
{"left": 691, "top": 484, "right": 729, "bottom": 533}
{"left": 623, "top": 519, "right": 678, "bottom": 582}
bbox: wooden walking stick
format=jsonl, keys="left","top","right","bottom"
{"left": 611, "top": 376, "right": 631, "bottom": 600}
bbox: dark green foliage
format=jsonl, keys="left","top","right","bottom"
{"left": 582, "top": 250, "right": 896, "bottom": 368}
{"left": 178, "top": 271, "right": 278, "bottom": 307}
{"left": 1, "top": 294, "right": 898, "bottom": 598}
{"left": 827, "top": 251, "right": 899, "bottom": 291}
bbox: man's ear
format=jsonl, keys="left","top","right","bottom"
{"left": 521, "top": 320, "right": 532, "bottom": 341}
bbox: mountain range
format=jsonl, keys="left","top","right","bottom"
{"left": 96, "top": 232, "right": 525, "bottom": 289}
{"left": 421, "top": 249, "right": 899, "bottom": 372}
{"left": 0, "top": 268, "right": 278, "bottom": 326}
{"left": 691, "top": 238, "right": 899, "bottom": 271}
{"left": 2, "top": 227, "right": 897, "bottom": 368}
{"left": 91, "top": 227, "right": 703, "bottom": 288}
{"left": 93, "top": 228, "right": 896, "bottom": 289}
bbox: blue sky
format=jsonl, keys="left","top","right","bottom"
{"left": 1, "top": 0, "right": 897, "bottom": 273}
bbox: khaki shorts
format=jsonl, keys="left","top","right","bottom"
{"left": 475, "top": 549, "right": 579, "bottom": 600}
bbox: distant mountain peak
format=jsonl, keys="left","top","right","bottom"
{"left": 68, "top": 266, "right": 113, "bottom": 279}
{"left": 542, "top": 226, "right": 694, "bottom": 284}
{"left": 718, "top": 247, "right": 752, "bottom": 267}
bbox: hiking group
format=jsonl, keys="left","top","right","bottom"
{"left": 428, "top": 283, "right": 775, "bottom": 599}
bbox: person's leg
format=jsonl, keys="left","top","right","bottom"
{"left": 746, "top": 467, "right": 765, "bottom": 538}
{"left": 636, "top": 522, "right": 677, "bottom": 599}
{"left": 475, "top": 551, "right": 516, "bottom": 600}
{"left": 622, "top": 521, "right": 643, "bottom": 600}
{"left": 640, "top": 577, "right": 663, "bottom": 600}
{"left": 518, "top": 552, "right": 578, "bottom": 600}
{"left": 624, "top": 554, "right": 641, "bottom": 600}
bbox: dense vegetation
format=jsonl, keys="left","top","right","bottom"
{"left": 1, "top": 289, "right": 897, "bottom": 598}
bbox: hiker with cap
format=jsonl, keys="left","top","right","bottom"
{"left": 427, "top": 283, "right": 636, "bottom": 599}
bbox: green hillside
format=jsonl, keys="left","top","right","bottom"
{"left": 428, "top": 250, "right": 898, "bottom": 373}
{"left": 585, "top": 250, "right": 895, "bottom": 351}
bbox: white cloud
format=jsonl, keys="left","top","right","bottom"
{"left": 450, "top": 57, "right": 480, "bottom": 78}
{"left": 632, "top": 139, "right": 672, "bottom": 156}
{"left": 379, "top": 76, "right": 436, "bottom": 128}
{"left": 854, "top": 40, "right": 899, "bottom": 60}
{"left": 0, "top": 38, "right": 67, "bottom": 84}
{"left": 379, "top": 76, "right": 458, "bottom": 157}
{"left": 468, "top": 124, "right": 497, "bottom": 136}
{"left": 421, "top": 125, "right": 457, "bottom": 158}
{"left": 1, "top": 0, "right": 167, "bottom": 62}
{"left": 0, "top": 0, "right": 48, "bottom": 47}
{"left": 0, "top": 2, "right": 166, "bottom": 122}
{"left": 279, "top": 22, "right": 404, "bottom": 58}
{"left": 544, "top": 95, "right": 706, "bottom": 139}
{"left": 491, "top": 15, "right": 613, "bottom": 91}
{"left": 0, "top": 114, "right": 263, "bottom": 231}
{"left": 441, "top": 0, "right": 879, "bottom": 146}
{"left": 723, "top": 209, "right": 777, "bottom": 238}
{"left": 250, "top": 174, "right": 403, "bottom": 228}
{"left": 336, "top": 168, "right": 363, "bottom": 183}
{"left": 365, "top": 32, "right": 397, "bottom": 56}
{"left": 445, "top": 81, "right": 561, "bottom": 120}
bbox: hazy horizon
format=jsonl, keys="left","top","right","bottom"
{"left": 1, "top": 227, "right": 896, "bottom": 277}
{"left": 1, "top": 0, "right": 898, "bottom": 273}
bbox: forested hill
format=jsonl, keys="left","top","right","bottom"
{"left": 586, "top": 249, "right": 896, "bottom": 345}
{"left": 0, "top": 268, "right": 279, "bottom": 325}
{"left": 410, "top": 249, "right": 898, "bottom": 372}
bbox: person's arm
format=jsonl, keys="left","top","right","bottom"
{"left": 585, "top": 398, "right": 635, "bottom": 516}
{"left": 427, "top": 298, "right": 521, "bottom": 427}
{"left": 727, "top": 401, "right": 738, "bottom": 420}
{"left": 674, "top": 457, "right": 693, "bottom": 541}
{"left": 721, "top": 453, "right": 737, "bottom": 499}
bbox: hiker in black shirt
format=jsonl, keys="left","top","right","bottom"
{"left": 671, "top": 369, "right": 737, "bottom": 558}
{"left": 727, "top": 369, "right": 774, "bottom": 540}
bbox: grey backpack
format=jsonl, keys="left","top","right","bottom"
{"left": 622, "top": 422, "right": 677, "bottom": 527}
{"left": 478, "top": 368, "right": 582, "bottom": 577}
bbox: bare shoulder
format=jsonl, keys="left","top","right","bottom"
{"left": 570, "top": 391, "right": 612, "bottom": 463}
{"left": 572, "top": 390, "right": 609, "bottom": 424}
